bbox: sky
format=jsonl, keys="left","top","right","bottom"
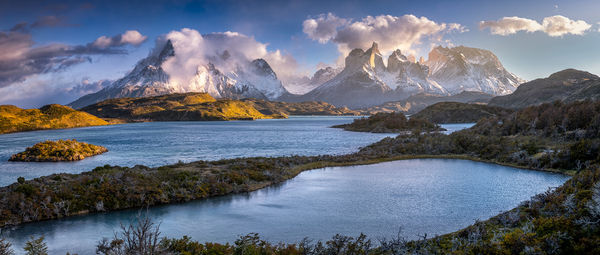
{"left": 1, "top": 0, "right": 600, "bottom": 107}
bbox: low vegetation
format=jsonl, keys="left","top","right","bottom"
{"left": 0, "top": 104, "right": 109, "bottom": 134}
{"left": 332, "top": 112, "right": 444, "bottom": 133}
{"left": 411, "top": 102, "right": 512, "bottom": 124}
{"left": 80, "top": 93, "right": 282, "bottom": 121}
{"left": 9, "top": 139, "right": 108, "bottom": 162}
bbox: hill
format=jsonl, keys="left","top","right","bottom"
{"left": 412, "top": 102, "right": 512, "bottom": 123}
{"left": 489, "top": 69, "right": 600, "bottom": 109}
{"left": 0, "top": 104, "right": 109, "bottom": 134}
{"left": 332, "top": 112, "right": 443, "bottom": 133}
{"left": 80, "top": 93, "right": 282, "bottom": 121}
{"left": 363, "top": 91, "right": 494, "bottom": 115}
{"left": 242, "top": 99, "right": 360, "bottom": 116}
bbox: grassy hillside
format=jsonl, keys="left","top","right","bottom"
{"left": 242, "top": 99, "right": 360, "bottom": 116}
{"left": 332, "top": 112, "right": 444, "bottom": 133}
{"left": 0, "top": 104, "right": 109, "bottom": 134}
{"left": 10, "top": 139, "right": 108, "bottom": 162}
{"left": 81, "top": 93, "right": 282, "bottom": 121}
{"left": 412, "top": 102, "right": 513, "bottom": 123}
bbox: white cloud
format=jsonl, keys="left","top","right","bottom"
{"left": 160, "top": 28, "right": 306, "bottom": 89}
{"left": 303, "top": 14, "right": 466, "bottom": 60}
{"left": 302, "top": 13, "right": 348, "bottom": 43}
{"left": 480, "top": 15, "right": 592, "bottom": 37}
{"left": 479, "top": 16, "right": 542, "bottom": 36}
{"left": 92, "top": 30, "right": 147, "bottom": 48}
{"left": 120, "top": 30, "right": 147, "bottom": 45}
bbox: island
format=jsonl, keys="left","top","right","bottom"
{"left": 80, "top": 93, "right": 282, "bottom": 122}
{"left": 9, "top": 139, "right": 108, "bottom": 162}
{"left": 411, "top": 102, "right": 512, "bottom": 123}
{"left": 331, "top": 112, "right": 444, "bottom": 133}
{"left": 0, "top": 104, "right": 110, "bottom": 134}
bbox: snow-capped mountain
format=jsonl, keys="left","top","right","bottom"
{"left": 298, "top": 42, "right": 397, "bottom": 108}
{"left": 69, "top": 40, "right": 289, "bottom": 108}
{"left": 291, "top": 43, "right": 523, "bottom": 108}
{"left": 296, "top": 43, "right": 449, "bottom": 108}
{"left": 426, "top": 46, "right": 524, "bottom": 95}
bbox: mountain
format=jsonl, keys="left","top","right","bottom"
{"left": 290, "top": 43, "right": 522, "bottom": 109}
{"left": 69, "top": 40, "right": 290, "bottom": 109}
{"left": 489, "top": 69, "right": 600, "bottom": 109}
{"left": 80, "top": 93, "right": 281, "bottom": 121}
{"left": 297, "top": 42, "right": 447, "bottom": 108}
{"left": 363, "top": 91, "right": 494, "bottom": 115}
{"left": 426, "top": 46, "right": 524, "bottom": 95}
{"left": 0, "top": 104, "right": 109, "bottom": 134}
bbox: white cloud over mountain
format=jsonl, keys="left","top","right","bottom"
{"left": 480, "top": 15, "right": 592, "bottom": 37}
{"left": 303, "top": 14, "right": 466, "bottom": 58}
{"left": 160, "top": 28, "right": 305, "bottom": 89}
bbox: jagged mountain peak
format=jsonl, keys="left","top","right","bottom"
{"left": 426, "top": 45, "right": 523, "bottom": 95}
{"left": 69, "top": 40, "right": 289, "bottom": 108}
{"left": 344, "top": 41, "right": 385, "bottom": 71}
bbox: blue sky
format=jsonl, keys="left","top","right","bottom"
{"left": 1, "top": 0, "right": 600, "bottom": 107}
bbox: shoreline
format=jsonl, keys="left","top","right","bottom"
{"left": 0, "top": 153, "right": 572, "bottom": 229}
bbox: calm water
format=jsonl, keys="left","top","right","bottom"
{"left": 0, "top": 116, "right": 398, "bottom": 186}
{"left": 2, "top": 159, "right": 568, "bottom": 254}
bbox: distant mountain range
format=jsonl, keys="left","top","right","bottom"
{"left": 489, "top": 69, "right": 600, "bottom": 109}
{"left": 285, "top": 43, "right": 522, "bottom": 108}
{"left": 70, "top": 40, "right": 524, "bottom": 110}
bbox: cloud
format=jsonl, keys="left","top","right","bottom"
{"left": 302, "top": 13, "right": 348, "bottom": 43}
{"left": 9, "top": 16, "right": 73, "bottom": 32}
{"left": 479, "top": 16, "right": 542, "bottom": 36}
{"left": 0, "top": 26, "right": 147, "bottom": 88}
{"left": 160, "top": 28, "right": 306, "bottom": 89}
{"left": 480, "top": 15, "right": 592, "bottom": 37}
{"left": 303, "top": 14, "right": 466, "bottom": 59}
{"left": 92, "top": 30, "right": 147, "bottom": 49}
{"left": 0, "top": 76, "right": 111, "bottom": 108}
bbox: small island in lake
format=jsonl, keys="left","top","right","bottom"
{"left": 332, "top": 112, "right": 444, "bottom": 133}
{"left": 9, "top": 139, "right": 108, "bottom": 162}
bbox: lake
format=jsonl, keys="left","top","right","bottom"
{"left": 0, "top": 116, "right": 398, "bottom": 186}
{"left": 1, "top": 159, "right": 568, "bottom": 254}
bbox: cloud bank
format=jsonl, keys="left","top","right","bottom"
{"left": 160, "top": 28, "right": 304, "bottom": 88}
{"left": 480, "top": 15, "right": 592, "bottom": 37}
{"left": 0, "top": 28, "right": 147, "bottom": 88}
{"left": 302, "top": 13, "right": 466, "bottom": 59}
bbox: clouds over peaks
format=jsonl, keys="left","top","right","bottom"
{"left": 480, "top": 15, "right": 592, "bottom": 37}
{"left": 303, "top": 13, "right": 466, "bottom": 59}
{"left": 159, "top": 28, "right": 303, "bottom": 88}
